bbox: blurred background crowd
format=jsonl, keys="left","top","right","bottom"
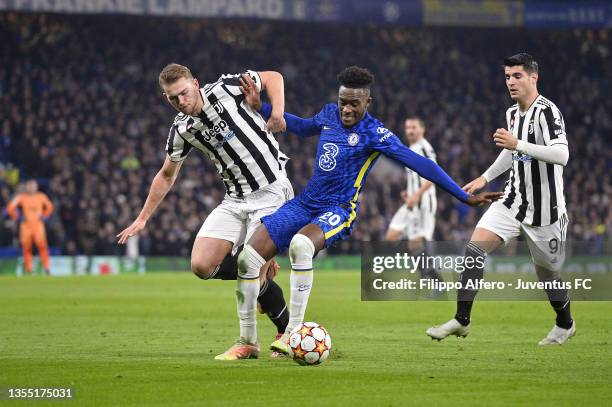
{"left": 1, "top": 13, "right": 610, "bottom": 256}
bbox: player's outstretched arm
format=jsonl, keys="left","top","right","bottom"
{"left": 117, "top": 157, "right": 182, "bottom": 244}
{"left": 493, "top": 128, "right": 568, "bottom": 166}
{"left": 376, "top": 133, "right": 502, "bottom": 207}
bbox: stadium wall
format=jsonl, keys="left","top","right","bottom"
{"left": 1, "top": 0, "right": 610, "bottom": 28}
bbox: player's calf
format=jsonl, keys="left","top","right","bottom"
{"left": 286, "top": 234, "right": 315, "bottom": 334}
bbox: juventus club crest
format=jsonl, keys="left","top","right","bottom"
{"left": 213, "top": 101, "right": 224, "bottom": 114}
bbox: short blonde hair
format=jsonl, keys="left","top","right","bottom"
{"left": 158, "top": 63, "right": 193, "bottom": 88}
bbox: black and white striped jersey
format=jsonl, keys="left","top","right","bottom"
{"left": 165, "top": 70, "right": 288, "bottom": 198}
{"left": 502, "top": 95, "right": 567, "bottom": 226}
{"left": 405, "top": 137, "right": 437, "bottom": 214}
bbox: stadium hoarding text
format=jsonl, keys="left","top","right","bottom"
{"left": 361, "top": 241, "right": 612, "bottom": 301}
{"left": 0, "top": 0, "right": 420, "bottom": 23}
{"left": 1, "top": 0, "right": 611, "bottom": 28}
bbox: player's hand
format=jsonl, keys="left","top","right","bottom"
{"left": 266, "top": 258, "right": 280, "bottom": 280}
{"left": 400, "top": 190, "right": 407, "bottom": 201}
{"left": 493, "top": 128, "right": 518, "bottom": 150}
{"left": 267, "top": 113, "right": 286, "bottom": 133}
{"left": 463, "top": 176, "right": 488, "bottom": 194}
{"left": 465, "top": 191, "right": 504, "bottom": 207}
{"left": 405, "top": 193, "right": 420, "bottom": 209}
{"left": 116, "top": 219, "right": 146, "bottom": 244}
{"left": 239, "top": 74, "right": 262, "bottom": 110}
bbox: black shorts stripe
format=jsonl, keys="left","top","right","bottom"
{"left": 206, "top": 90, "right": 276, "bottom": 186}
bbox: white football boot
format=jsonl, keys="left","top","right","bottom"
{"left": 426, "top": 319, "right": 470, "bottom": 341}
{"left": 538, "top": 321, "right": 576, "bottom": 345}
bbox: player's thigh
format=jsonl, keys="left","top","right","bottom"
{"left": 246, "top": 178, "right": 294, "bottom": 243}
{"left": 197, "top": 200, "right": 246, "bottom": 246}
{"left": 473, "top": 202, "right": 520, "bottom": 253}
{"left": 310, "top": 205, "right": 356, "bottom": 250}
{"left": 523, "top": 213, "right": 568, "bottom": 273}
{"left": 192, "top": 202, "right": 245, "bottom": 275}
{"left": 405, "top": 210, "right": 432, "bottom": 241}
{"left": 32, "top": 223, "right": 48, "bottom": 249}
{"left": 259, "top": 198, "right": 314, "bottom": 254}
{"left": 19, "top": 224, "right": 34, "bottom": 249}
{"left": 387, "top": 205, "right": 409, "bottom": 240}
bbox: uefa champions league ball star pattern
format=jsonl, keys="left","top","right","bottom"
{"left": 288, "top": 322, "right": 332, "bottom": 365}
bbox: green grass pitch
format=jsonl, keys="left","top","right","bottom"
{"left": 1, "top": 271, "right": 610, "bottom": 406}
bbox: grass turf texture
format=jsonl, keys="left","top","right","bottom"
{"left": 1, "top": 271, "right": 610, "bottom": 406}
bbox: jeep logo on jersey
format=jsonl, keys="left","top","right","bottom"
{"left": 203, "top": 119, "right": 229, "bottom": 141}
{"left": 319, "top": 143, "right": 339, "bottom": 171}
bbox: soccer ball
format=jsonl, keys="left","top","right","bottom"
{"left": 288, "top": 322, "right": 332, "bottom": 365}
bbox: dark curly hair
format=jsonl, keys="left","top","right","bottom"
{"left": 503, "top": 53, "right": 538, "bottom": 74}
{"left": 337, "top": 66, "right": 374, "bottom": 89}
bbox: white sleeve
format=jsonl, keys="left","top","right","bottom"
{"left": 220, "top": 70, "right": 262, "bottom": 93}
{"left": 516, "top": 140, "right": 569, "bottom": 166}
{"left": 539, "top": 105, "right": 568, "bottom": 147}
{"left": 166, "top": 126, "right": 192, "bottom": 162}
{"left": 482, "top": 149, "right": 513, "bottom": 182}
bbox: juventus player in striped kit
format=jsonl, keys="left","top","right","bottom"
{"left": 117, "top": 64, "right": 293, "bottom": 357}
{"left": 427, "top": 53, "right": 574, "bottom": 345}
{"left": 386, "top": 118, "right": 444, "bottom": 288}
{"left": 386, "top": 118, "right": 437, "bottom": 242}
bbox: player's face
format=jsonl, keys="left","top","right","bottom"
{"left": 505, "top": 65, "right": 537, "bottom": 102}
{"left": 163, "top": 77, "right": 201, "bottom": 116}
{"left": 404, "top": 119, "right": 424, "bottom": 145}
{"left": 25, "top": 180, "right": 37, "bottom": 193}
{"left": 338, "top": 86, "right": 371, "bottom": 128}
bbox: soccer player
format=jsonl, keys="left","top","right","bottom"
{"left": 386, "top": 118, "right": 437, "bottom": 242}
{"left": 385, "top": 118, "right": 444, "bottom": 287}
{"left": 426, "top": 53, "right": 574, "bottom": 345}
{"left": 116, "top": 64, "right": 293, "bottom": 356}
{"left": 216, "top": 66, "right": 502, "bottom": 359}
{"left": 7, "top": 180, "right": 54, "bottom": 275}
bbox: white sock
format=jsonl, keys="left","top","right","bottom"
{"left": 236, "top": 244, "right": 264, "bottom": 344}
{"left": 286, "top": 234, "right": 315, "bottom": 334}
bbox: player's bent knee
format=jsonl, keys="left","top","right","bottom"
{"left": 191, "top": 259, "right": 216, "bottom": 280}
{"left": 289, "top": 234, "right": 315, "bottom": 265}
{"left": 237, "top": 245, "right": 262, "bottom": 279}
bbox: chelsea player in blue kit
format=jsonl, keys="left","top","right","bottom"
{"left": 215, "top": 66, "right": 502, "bottom": 360}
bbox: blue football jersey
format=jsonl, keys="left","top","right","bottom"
{"left": 259, "top": 102, "right": 469, "bottom": 208}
